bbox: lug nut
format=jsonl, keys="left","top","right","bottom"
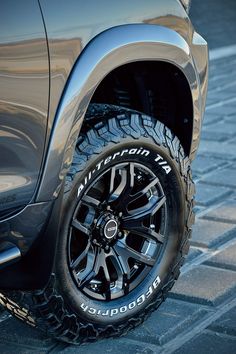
{"left": 93, "top": 239, "right": 97, "bottom": 244}
{"left": 104, "top": 245, "right": 110, "bottom": 252}
{"left": 119, "top": 212, "right": 123, "bottom": 217}
{"left": 118, "top": 232, "right": 123, "bottom": 238}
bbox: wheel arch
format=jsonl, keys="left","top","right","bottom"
{"left": 88, "top": 60, "right": 193, "bottom": 156}
{"left": 36, "top": 24, "right": 201, "bottom": 203}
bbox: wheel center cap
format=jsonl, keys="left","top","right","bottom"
{"left": 104, "top": 219, "right": 118, "bottom": 239}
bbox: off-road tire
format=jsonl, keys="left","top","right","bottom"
{"left": 0, "top": 104, "right": 195, "bottom": 344}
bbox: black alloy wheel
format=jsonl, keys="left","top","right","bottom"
{"left": 68, "top": 162, "right": 167, "bottom": 301}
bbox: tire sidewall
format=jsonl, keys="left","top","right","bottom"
{"left": 56, "top": 136, "right": 186, "bottom": 325}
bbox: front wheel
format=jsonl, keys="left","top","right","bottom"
{"left": 0, "top": 105, "right": 195, "bottom": 344}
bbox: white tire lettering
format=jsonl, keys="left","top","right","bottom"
{"left": 81, "top": 303, "right": 88, "bottom": 312}
{"left": 129, "top": 148, "right": 137, "bottom": 154}
{"left": 111, "top": 309, "right": 119, "bottom": 316}
{"left": 141, "top": 149, "right": 150, "bottom": 156}
{"left": 137, "top": 294, "right": 145, "bottom": 306}
{"left": 88, "top": 308, "right": 96, "bottom": 315}
{"left": 112, "top": 152, "right": 120, "bottom": 159}
{"left": 102, "top": 310, "right": 109, "bottom": 316}
{"left": 121, "top": 149, "right": 129, "bottom": 156}
{"left": 155, "top": 153, "right": 171, "bottom": 174}
{"left": 77, "top": 183, "right": 84, "bottom": 197}
{"left": 104, "top": 156, "right": 112, "bottom": 164}
{"left": 163, "top": 165, "right": 171, "bottom": 174}
{"left": 146, "top": 286, "right": 153, "bottom": 298}
{"left": 96, "top": 160, "right": 103, "bottom": 170}
{"left": 137, "top": 148, "right": 143, "bottom": 154}
{"left": 120, "top": 306, "right": 127, "bottom": 313}
{"left": 155, "top": 154, "right": 163, "bottom": 162}
{"left": 78, "top": 149, "right": 171, "bottom": 198}
{"left": 80, "top": 275, "right": 161, "bottom": 317}
{"left": 128, "top": 301, "right": 136, "bottom": 310}
{"left": 153, "top": 276, "right": 161, "bottom": 289}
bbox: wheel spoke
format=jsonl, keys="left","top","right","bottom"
{"left": 71, "top": 219, "right": 90, "bottom": 236}
{"left": 110, "top": 247, "right": 131, "bottom": 294}
{"left": 81, "top": 194, "right": 100, "bottom": 208}
{"left": 123, "top": 195, "right": 166, "bottom": 226}
{"left": 100, "top": 253, "right": 112, "bottom": 301}
{"left": 77, "top": 248, "right": 112, "bottom": 292}
{"left": 112, "top": 249, "right": 130, "bottom": 279}
{"left": 70, "top": 241, "right": 91, "bottom": 270}
{"left": 114, "top": 239, "right": 155, "bottom": 266}
{"left": 128, "top": 177, "right": 159, "bottom": 204}
{"left": 109, "top": 167, "right": 127, "bottom": 202}
{"left": 100, "top": 250, "right": 111, "bottom": 282}
{"left": 77, "top": 248, "right": 98, "bottom": 286}
{"left": 125, "top": 224, "right": 164, "bottom": 244}
{"left": 92, "top": 249, "right": 112, "bottom": 300}
{"left": 108, "top": 163, "right": 134, "bottom": 205}
{"left": 109, "top": 166, "right": 117, "bottom": 195}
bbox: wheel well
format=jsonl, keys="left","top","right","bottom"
{"left": 87, "top": 61, "right": 193, "bottom": 155}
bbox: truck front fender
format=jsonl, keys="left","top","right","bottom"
{"left": 36, "top": 24, "right": 204, "bottom": 202}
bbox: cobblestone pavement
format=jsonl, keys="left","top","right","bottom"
{"left": 190, "top": 0, "right": 236, "bottom": 49}
{"left": 1, "top": 11, "right": 236, "bottom": 354}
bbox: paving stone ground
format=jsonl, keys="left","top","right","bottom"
{"left": 1, "top": 5, "right": 236, "bottom": 354}
{"left": 190, "top": 0, "right": 236, "bottom": 49}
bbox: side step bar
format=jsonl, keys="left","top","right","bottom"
{"left": 0, "top": 246, "right": 21, "bottom": 269}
